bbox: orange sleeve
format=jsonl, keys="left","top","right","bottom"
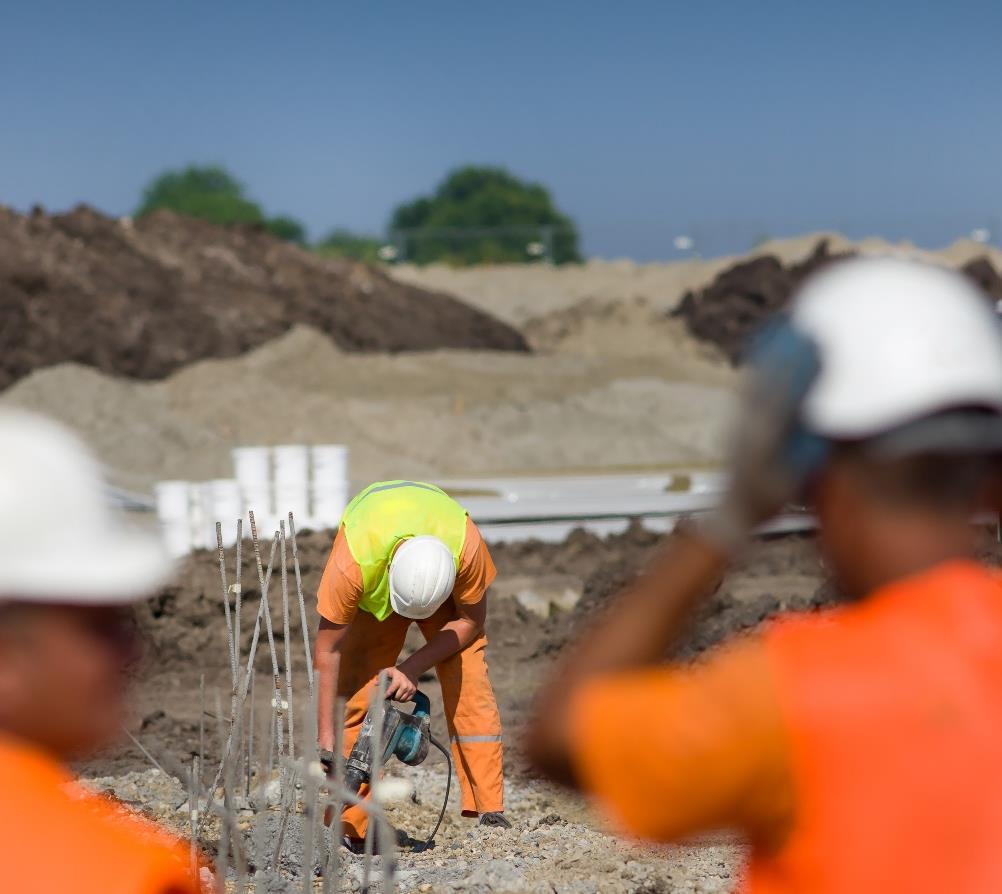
{"left": 453, "top": 516, "right": 496, "bottom": 605}
{"left": 567, "top": 635, "right": 794, "bottom": 848}
{"left": 316, "top": 526, "right": 363, "bottom": 625}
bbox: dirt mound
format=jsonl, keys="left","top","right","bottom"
{"left": 961, "top": 256, "right": 1002, "bottom": 304}
{"left": 674, "top": 240, "right": 1002, "bottom": 364}
{"left": 135, "top": 523, "right": 824, "bottom": 678}
{"left": 672, "top": 240, "right": 853, "bottom": 363}
{"left": 0, "top": 205, "right": 527, "bottom": 390}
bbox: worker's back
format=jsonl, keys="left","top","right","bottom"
{"left": 340, "top": 480, "right": 469, "bottom": 620}
{"left": 748, "top": 560, "right": 1002, "bottom": 893}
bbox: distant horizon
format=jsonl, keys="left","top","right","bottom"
{"left": 5, "top": 196, "right": 998, "bottom": 267}
{"left": 4, "top": 1, "right": 1001, "bottom": 262}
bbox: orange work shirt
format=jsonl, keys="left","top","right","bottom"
{"left": 569, "top": 560, "right": 1002, "bottom": 894}
{"left": 317, "top": 516, "right": 496, "bottom": 624}
{"left": 0, "top": 734, "right": 200, "bottom": 894}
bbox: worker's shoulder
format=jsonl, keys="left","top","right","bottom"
{"left": 2, "top": 773, "right": 196, "bottom": 894}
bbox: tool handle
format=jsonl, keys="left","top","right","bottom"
{"left": 410, "top": 689, "right": 431, "bottom": 719}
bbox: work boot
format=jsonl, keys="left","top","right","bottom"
{"left": 341, "top": 827, "right": 407, "bottom": 855}
{"left": 479, "top": 812, "right": 511, "bottom": 829}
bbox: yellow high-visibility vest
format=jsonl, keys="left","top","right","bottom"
{"left": 340, "top": 480, "right": 467, "bottom": 620}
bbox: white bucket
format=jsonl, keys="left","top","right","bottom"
{"left": 312, "top": 444, "right": 349, "bottom": 484}
{"left": 233, "top": 445, "right": 270, "bottom": 482}
{"left": 154, "top": 480, "right": 191, "bottom": 521}
{"left": 273, "top": 445, "right": 310, "bottom": 524}
{"left": 161, "top": 523, "right": 193, "bottom": 559}
{"left": 209, "top": 479, "right": 243, "bottom": 547}
{"left": 232, "top": 446, "right": 272, "bottom": 523}
{"left": 191, "top": 482, "right": 219, "bottom": 552}
{"left": 311, "top": 445, "right": 349, "bottom": 528}
{"left": 154, "top": 480, "right": 193, "bottom": 557}
{"left": 313, "top": 484, "right": 350, "bottom": 530}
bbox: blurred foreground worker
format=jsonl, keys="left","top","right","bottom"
{"left": 314, "top": 480, "right": 508, "bottom": 849}
{"left": 528, "top": 258, "right": 1002, "bottom": 893}
{"left": 0, "top": 409, "right": 198, "bottom": 894}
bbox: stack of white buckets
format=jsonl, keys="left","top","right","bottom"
{"left": 154, "top": 445, "right": 350, "bottom": 557}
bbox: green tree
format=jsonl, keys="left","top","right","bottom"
{"left": 389, "top": 166, "right": 581, "bottom": 265}
{"left": 315, "top": 229, "right": 384, "bottom": 263}
{"left": 136, "top": 165, "right": 264, "bottom": 226}
{"left": 265, "top": 215, "right": 307, "bottom": 245}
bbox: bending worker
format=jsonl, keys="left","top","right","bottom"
{"left": 315, "top": 479, "right": 508, "bottom": 848}
{"left": 0, "top": 409, "right": 199, "bottom": 894}
{"left": 529, "top": 257, "right": 1002, "bottom": 893}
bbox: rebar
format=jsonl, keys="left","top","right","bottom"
{"left": 302, "top": 686, "right": 321, "bottom": 894}
{"left": 188, "top": 754, "right": 200, "bottom": 879}
{"left": 235, "top": 517, "right": 243, "bottom": 665}
{"left": 121, "top": 727, "right": 168, "bottom": 777}
{"left": 271, "top": 766, "right": 300, "bottom": 871}
{"left": 322, "top": 697, "right": 346, "bottom": 894}
{"left": 249, "top": 511, "right": 286, "bottom": 785}
{"left": 280, "top": 520, "right": 295, "bottom": 762}
{"left": 214, "top": 690, "right": 231, "bottom": 893}
{"left": 197, "top": 533, "right": 278, "bottom": 833}
{"left": 246, "top": 671, "right": 255, "bottom": 798}
{"left": 362, "top": 672, "right": 393, "bottom": 894}
{"left": 216, "top": 521, "right": 245, "bottom": 792}
{"left": 287, "top": 512, "right": 314, "bottom": 694}
{"left": 216, "top": 522, "right": 237, "bottom": 686}
{"left": 198, "top": 674, "right": 205, "bottom": 794}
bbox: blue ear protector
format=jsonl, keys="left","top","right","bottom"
{"left": 744, "top": 316, "right": 830, "bottom": 496}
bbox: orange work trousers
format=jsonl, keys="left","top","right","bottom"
{"left": 336, "top": 601, "right": 504, "bottom": 839}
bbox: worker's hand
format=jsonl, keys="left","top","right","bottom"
{"left": 703, "top": 319, "right": 826, "bottom": 553}
{"left": 381, "top": 665, "right": 418, "bottom": 702}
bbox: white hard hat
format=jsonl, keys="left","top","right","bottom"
{"left": 790, "top": 257, "right": 1002, "bottom": 440}
{"left": 388, "top": 535, "right": 457, "bottom": 620}
{"left": 0, "top": 408, "right": 173, "bottom": 604}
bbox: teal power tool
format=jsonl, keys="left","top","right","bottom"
{"left": 343, "top": 690, "right": 453, "bottom": 844}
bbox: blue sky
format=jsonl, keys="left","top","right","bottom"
{"left": 2, "top": 1, "right": 1001, "bottom": 260}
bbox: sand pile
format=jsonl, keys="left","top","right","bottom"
{"left": 2, "top": 325, "right": 736, "bottom": 488}
{"left": 391, "top": 234, "right": 1002, "bottom": 359}
{"left": 0, "top": 205, "right": 527, "bottom": 389}
{"left": 387, "top": 235, "right": 862, "bottom": 327}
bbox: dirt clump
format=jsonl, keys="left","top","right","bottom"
{"left": 673, "top": 241, "right": 1002, "bottom": 365}
{"left": 672, "top": 240, "right": 853, "bottom": 363}
{"left": 0, "top": 204, "right": 527, "bottom": 390}
{"left": 961, "top": 256, "right": 1002, "bottom": 304}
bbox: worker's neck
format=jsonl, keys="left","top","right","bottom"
{"left": 839, "top": 522, "right": 977, "bottom": 601}
{"left": 0, "top": 725, "right": 66, "bottom": 764}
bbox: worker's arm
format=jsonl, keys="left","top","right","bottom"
{"left": 564, "top": 637, "right": 794, "bottom": 848}
{"left": 383, "top": 595, "right": 488, "bottom": 701}
{"left": 527, "top": 527, "right": 728, "bottom": 783}
{"left": 314, "top": 527, "right": 364, "bottom": 749}
{"left": 528, "top": 320, "right": 823, "bottom": 786}
{"left": 314, "top": 617, "right": 351, "bottom": 750}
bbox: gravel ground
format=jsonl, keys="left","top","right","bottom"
{"left": 85, "top": 765, "right": 740, "bottom": 893}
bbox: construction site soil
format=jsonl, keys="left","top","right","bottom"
{"left": 76, "top": 527, "right": 831, "bottom": 892}
{"left": 0, "top": 205, "right": 526, "bottom": 389}
{"left": 673, "top": 241, "right": 1002, "bottom": 363}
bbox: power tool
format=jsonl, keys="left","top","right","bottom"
{"left": 345, "top": 690, "right": 434, "bottom": 793}
{"left": 332, "top": 689, "right": 453, "bottom": 844}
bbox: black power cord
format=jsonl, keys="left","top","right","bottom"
{"left": 424, "top": 733, "right": 453, "bottom": 845}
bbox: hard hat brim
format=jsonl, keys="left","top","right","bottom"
{"left": 860, "top": 410, "right": 1002, "bottom": 458}
{"left": 0, "top": 525, "right": 174, "bottom": 605}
